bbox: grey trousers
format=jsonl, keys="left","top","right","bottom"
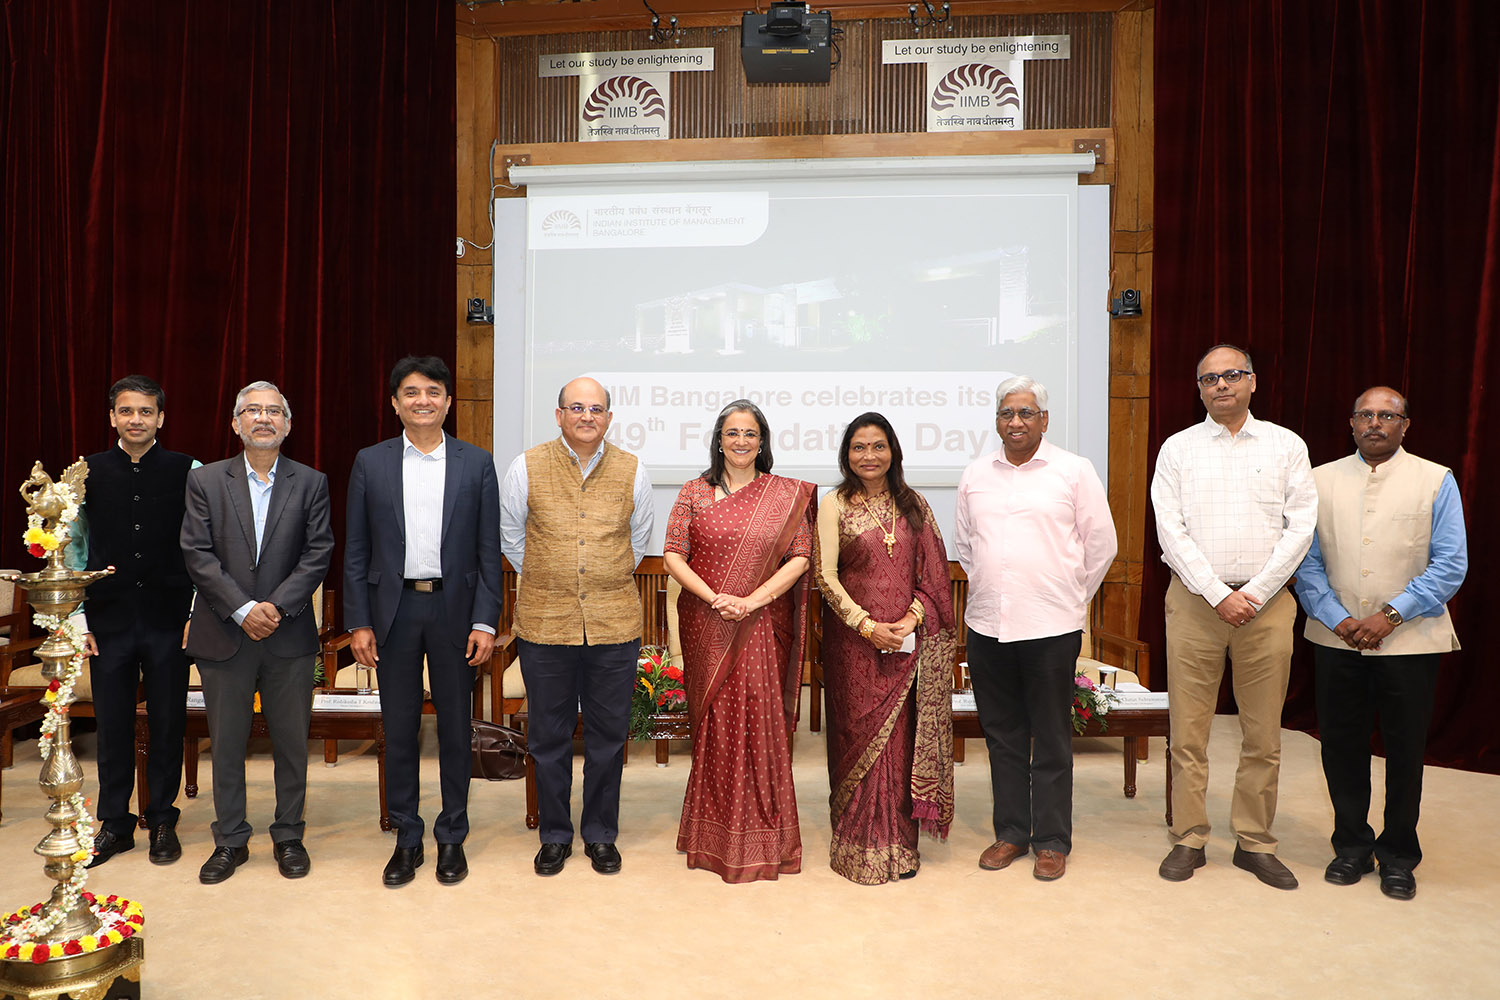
{"left": 198, "top": 641, "right": 315, "bottom": 848}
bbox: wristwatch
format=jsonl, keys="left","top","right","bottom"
{"left": 1381, "top": 604, "right": 1403, "bottom": 626}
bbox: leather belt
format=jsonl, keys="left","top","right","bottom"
{"left": 403, "top": 579, "right": 443, "bottom": 593}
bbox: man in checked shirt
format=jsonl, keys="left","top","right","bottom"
{"left": 1151, "top": 344, "right": 1317, "bottom": 889}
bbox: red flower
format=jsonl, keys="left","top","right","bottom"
{"left": 48, "top": 679, "right": 60, "bottom": 693}
{"left": 4, "top": 944, "right": 18, "bottom": 959}
{"left": 28, "top": 543, "right": 44, "bottom": 558}
{"left": 1081, "top": 708, "right": 1092, "bottom": 720}
{"left": 664, "top": 665, "right": 683, "bottom": 681}
{"left": 32, "top": 943, "right": 50, "bottom": 963}
{"left": 63, "top": 941, "right": 83, "bottom": 955}
{"left": 656, "top": 691, "right": 668, "bottom": 706}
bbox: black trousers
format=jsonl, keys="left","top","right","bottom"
{"left": 88, "top": 618, "right": 190, "bottom": 835}
{"left": 516, "top": 637, "right": 638, "bottom": 845}
{"left": 378, "top": 588, "right": 477, "bottom": 848}
{"left": 966, "top": 629, "right": 1080, "bottom": 855}
{"left": 1314, "top": 645, "right": 1441, "bottom": 870}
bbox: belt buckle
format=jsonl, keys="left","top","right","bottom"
{"left": 413, "top": 580, "right": 435, "bottom": 593}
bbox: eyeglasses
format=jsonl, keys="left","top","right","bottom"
{"left": 237, "top": 405, "right": 286, "bottom": 419}
{"left": 562, "top": 403, "right": 606, "bottom": 416}
{"left": 722, "top": 429, "right": 760, "bottom": 441}
{"left": 1352, "top": 410, "right": 1407, "bottom": 425}
{"left": 1196, "top": 369, "right": 1251, "bottom": 388}
{"left": 997, "top": 408, "right": 1044, "bottom": 422}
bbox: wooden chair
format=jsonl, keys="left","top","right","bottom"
{"left": 0, "top": 575, "right": 47, "bottom": 768}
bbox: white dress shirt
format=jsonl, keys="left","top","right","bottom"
{"left": 402, "top": 431, "right": 446, "bottom": 580}
{"left": 1151, "top": 412, "right": 1317, "bottom": 608}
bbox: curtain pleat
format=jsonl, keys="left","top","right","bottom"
{"left": 1151, "top": 0, "right": 1500, "bottom": 772}
{"left": 1, "top": 0, "right": 455, "bottom": 586}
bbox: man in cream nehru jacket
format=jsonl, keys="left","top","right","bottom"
{"left": 1294, "top": 386, "right": 1466, "bottom": 901}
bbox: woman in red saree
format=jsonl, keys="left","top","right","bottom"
{"left": 663, "top": 400, "right": 815, "bottom": 883}
{"left": 814, "top": 412, "right": 956, "bottom": 884}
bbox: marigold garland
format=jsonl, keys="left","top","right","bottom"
{"left": 1, "top": 895, "right": 144, "bottom": 963}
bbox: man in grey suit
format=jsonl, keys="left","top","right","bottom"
{"left": 181, "top": 380, "right": 333, "bottom": 884}
{"left": 344, "top": 356, "right": 502, "bottom": 887}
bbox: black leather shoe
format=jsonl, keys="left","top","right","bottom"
{"left": 198, "top": 845, "right": 249, "bottom": 884}
{"left": 435, "top": 843, "right": 468, "bottom": 885}
{"left": 584, "top": 842, "right": 622, "bottom": 874}
{"left": 273, "top": 839, "right": 311, "bottom": 879}
{"left": 87, "top": 829, "right": 135, "bottom": 869}
{"left": 1324, "top": 854, "right": 1374, "bottom": 886}
{"left": 534, "top": 842, "right": 572, "bottom": 876}
{"left": 1379, "top": 864, "right": 1417, "bottom": 900}
{"left": 383, "top": 844, "right": 424, "bottom": 887}
{"left": 148, "top": 823, "right": 181, "bottom": 865}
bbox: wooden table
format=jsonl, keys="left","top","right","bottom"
{"left": 134, "top": 692, "right": 391, "bottom": 832}
{"left": 0, "top": 687, "right": 48, "bottom": 824}
{"left": 953, "top": 705, "right": 1172, "bottom": 824}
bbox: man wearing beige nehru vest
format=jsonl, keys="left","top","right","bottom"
{"left": 1151, "top": 344, "right": 1317, "bottom": 890}
{"left": 1294, "top": 386, "right": 1466, "bottom": 901}
{"left": 500, "top": 376, "right": 654, "bottom": 876}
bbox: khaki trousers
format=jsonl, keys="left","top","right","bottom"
{"left": 1164, "top": 575, "right": 1294, "bottom": 852}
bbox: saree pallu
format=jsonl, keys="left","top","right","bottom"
{"left": 818, "top": 493, "right": 955, "bottom": 885}
{"left": 671, "top": 474, "right": 815, "bottom": 883}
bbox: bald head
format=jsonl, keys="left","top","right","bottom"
{"left": 1354, "top": 385, "right": 1407, "bottom": 418}
{"left": 558, "top": 377, "right": 610, "bottom": 411}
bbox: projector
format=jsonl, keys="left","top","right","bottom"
{"left": 741, "top": 3, "right": 833, "bottom": 84}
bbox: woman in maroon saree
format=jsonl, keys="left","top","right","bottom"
{"left": 814, "top": 412, "right": 956, "bottom": 884}
{"left": 664, "top": 400, "right": 815, "bottom": 883}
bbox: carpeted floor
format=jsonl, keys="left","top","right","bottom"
{"left": 1, "top": 699, "right": 1496, "bottom": 999}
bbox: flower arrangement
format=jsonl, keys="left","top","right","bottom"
{"left": 628, "top": 645, "right": 685, "bottom": 741}
{"left": 1, "top": 894, "right": 145, "bottom": 963}
{"left": 1071, "top": 672, "right": 1120, "bottom": 735}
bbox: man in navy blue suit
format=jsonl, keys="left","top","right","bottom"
{"left": 344, "top": 356, "right": 502, "bottom": 887}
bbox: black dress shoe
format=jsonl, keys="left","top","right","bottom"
{"left": 148, "top": 823, "right": 182, "bottom": 865}
{"left": 1324, "top": 854, "right": 1374, "bottom": 886}
{"left": 584, "top": 842, "right": 622, "bottom": 874}
{"left": 534, "top": 842, "right": 572, "bottom": 876}
{"left": 1379, "top": 864, "right": 1417, "bottom": 900}
{"left": 273, "top": 839, "right": 311, "bottom": 879}
{"left": 87, "top": 829, "right": 135, "bottom": 869}
{"left": 198, "top": 845, "right": 249, "bottom": 884}
{"left": 383, "top": 844, "right": 425, "bottom": 887}
{"left": 435, "top": 843, "right": 468, "bottom": 885}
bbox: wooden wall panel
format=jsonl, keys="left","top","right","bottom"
{"left": 495, "top": 15, "right": 1111, "bottom": 143}
{"left": 457, "top": 35, "right": 497, "bottom": 448}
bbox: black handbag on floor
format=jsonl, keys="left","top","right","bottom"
{"left": 470, "top": 719, "right": 527, "bottom": 780}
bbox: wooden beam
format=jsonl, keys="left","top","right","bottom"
{"left": 456, "top": 34, "right": 498, "bottom": 451}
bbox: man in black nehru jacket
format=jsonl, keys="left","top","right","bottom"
{"left": 67, "top": 375, "right": 197, "bottom": 868}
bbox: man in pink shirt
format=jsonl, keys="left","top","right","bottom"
{"left": 954, "top": 375, "right": 1117, "bottom": 881}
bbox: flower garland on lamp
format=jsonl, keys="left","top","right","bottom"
{"left": 22, "top": 481, "right": 78, "bottom": 559}
{"left": 2, "top": 896, "right": 145, "bottom": 964}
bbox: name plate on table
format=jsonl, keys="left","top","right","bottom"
{"left": 186, "top": 691, "right": 205, "bottom": 709}
{"left": 952, "top": 691, "right": 977, "bottom": 712}
{"left": 1112, "top": 689, "right": 1169, "bottom": 710}
{"left": 313, "top": 693, "right": 382, "bottom": 711}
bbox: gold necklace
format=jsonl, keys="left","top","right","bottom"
{"left": 859, "top": 491, "right": 898, "bottom": 556}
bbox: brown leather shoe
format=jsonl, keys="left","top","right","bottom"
{"left": 1233, "top": 845, "right": 1298, "bottom": 890}
{"left": 978, "top": 840, "right": 1028, "bottom": 870}
{"left": 1033, "top": 849, "right": 1066, "bottom": 881}
{"left": 1158, "top": 844, "right": 1206, "bottom": 881}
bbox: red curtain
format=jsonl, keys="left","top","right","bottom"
{"left": 1, "top": 0, "right": 455, "bottom": 585}
{"left": 1151, "top": 1, "right": 1500, "bottom": 771}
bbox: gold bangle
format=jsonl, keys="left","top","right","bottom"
{"left": 858, "top": 617, "right": 876, "bottom": 640}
